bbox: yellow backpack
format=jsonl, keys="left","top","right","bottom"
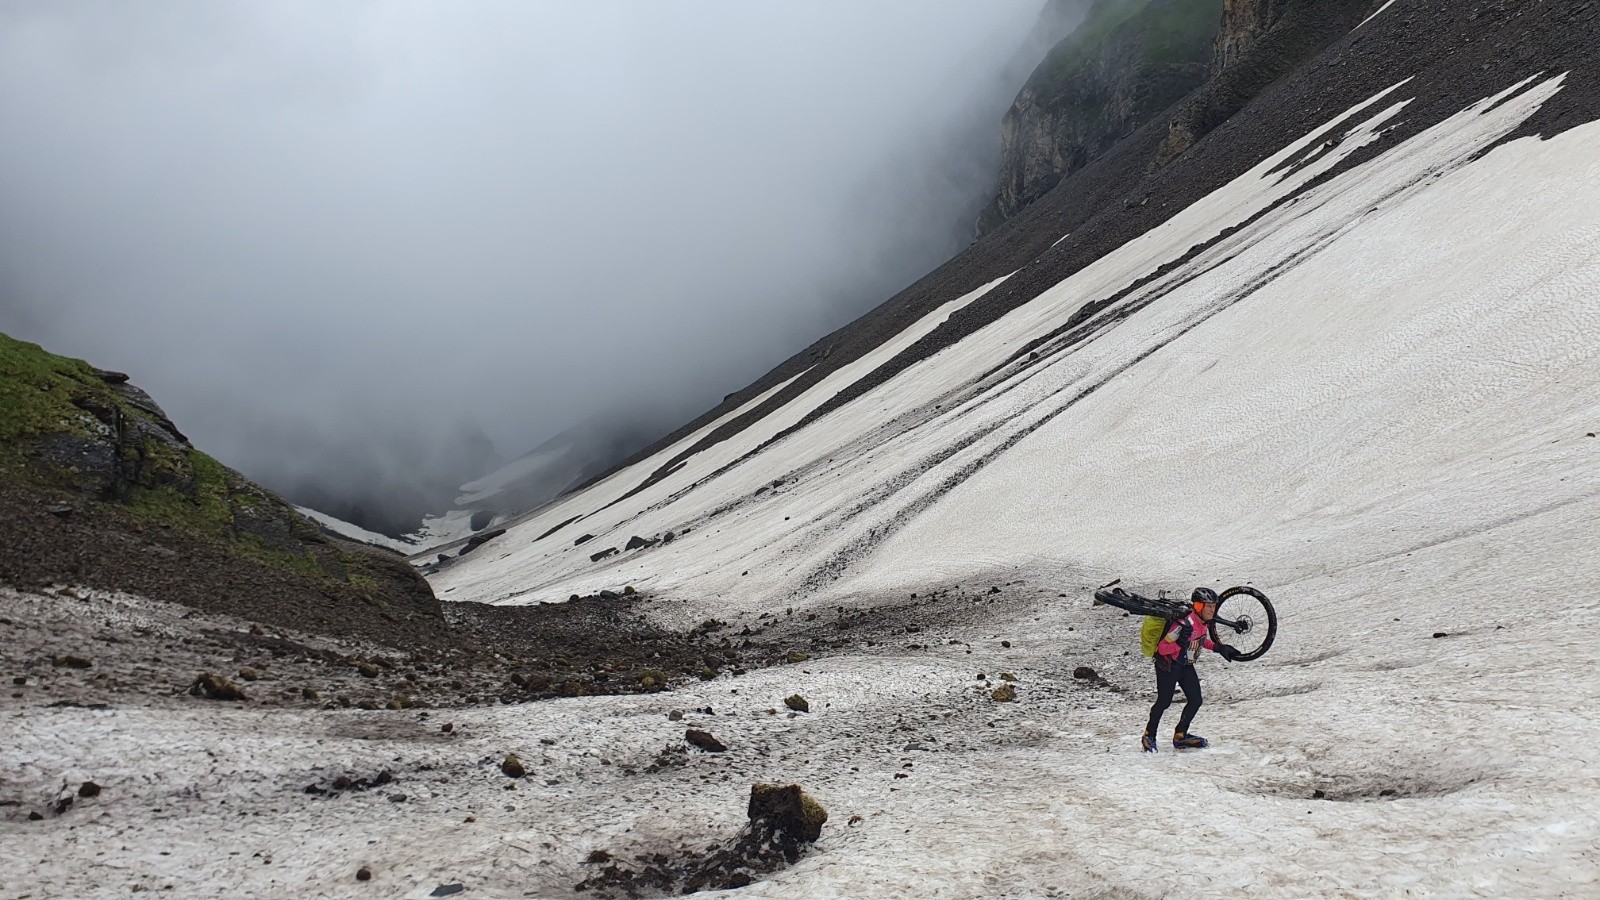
{"left": 1140, "top": 616, "right": 1168, "bottom": 658}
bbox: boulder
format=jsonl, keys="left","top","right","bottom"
{"left": 991, "top": 684, "right": 1016, "bottom": 703}
{"left": 686, "top": 729, "right": 728, "bottom": 753}
{"left": 783, "top": 694, "right": 809, "bottom": 713}
{"left": 501, "top": 754, "right": 526, "bottom": 778}
{"left": 748, "top": 783, "right": 827, "bottom": 843}
{"left": 1072, "top": 666, "right": 1100, "bottom": 680}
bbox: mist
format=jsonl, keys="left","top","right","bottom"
{"left": 0, "top": 1, "right": 1064, "bottom": 534}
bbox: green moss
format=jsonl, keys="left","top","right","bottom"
{"left": 0, "top": 333, "right": 113, "bottom": 444}
{"left": 1029, "top": 0, "right": 1219, "bottom": 94}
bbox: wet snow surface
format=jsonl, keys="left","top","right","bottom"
{"left": 8, "top": 75, "right": 1600, "bottom": 896}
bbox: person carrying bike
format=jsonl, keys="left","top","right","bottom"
{"left": 1141, "top": 587, "right": 1232, "bottom": 752}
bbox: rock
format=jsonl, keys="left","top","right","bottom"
{"left": 748, "top": 783, "right": 827, "bottom": 843}
{"left": 78, "top": 781, "right": 101, "bottom": 798}
{"left": 991, "top": 684, "right": 1016, "bottom": 702}
{"left": 356, "top": 698, "right": 381, "bottom": 710}
{"left": 28, "top": 811, "right": 43, "bottom": 821}
{"left": 301, "top": 687, "right": 320, "bottom": 700}
{"left": 784, "top": 694, "right": 810, "bottom": 713}
{"left": 574, "top": 534, "right": 595, "bottom": 546}
{"left": 589, "top": 547, "right": 618, "bottom": 562}
{"left": 188, "top": 673, "right": 247, "bottom": 701}
{"left": 430, "top": 885, "right": 465, "bottom": 898}
{"left": 469, "top": 509, "right": 496, "bottom": 531}
{"left": 356, "top": 866, "right": 372, "bottom": 881}
{"left": 12, "top": 676, "right": 26, "bottom": 686}
{"left": 1000, "top": 640, "right": 1011, "bottom": 648}
{"left": 333, "top": 776, "right": 354, "bottom": 791}
{"left": 388, "top": 793, "right": 407, "bottom": 803}
{"left": 686, "top": 729, "right": 728, "bottom": 753}
{"left": 51, "top": 655, "right": 92, "bottom": 669}
{"left": 355, "top": 661, "right": 381, "bottom": 678}
{"left": 237, "top": 667, "right": 260, "bottom": 681}
{"left": 1432, "top": 632, "right": 1449, "bottom": 639}
{"left": 667, "top": 709, "right": 684, "bottom": 721}
{"left": 585, "top": 849, "right": 612, "bottom": 864}
{"left": 441, "top": 722, "right": 454, "bottom": 733}
{"left": 625, "top": 535, "right": 648, "bottom": 551}
{"left": 1072, "top": 666, "right": 1100, "bottom": 680}
{"left": 999, "top": 672, "right": 1018, "bottom": 682}
{"left": 386, "top": 696, "right": 412, "bottom": 710}
{"left": 501, "top": 754, "right": 526, "bottom": 778}
{"left": 458, "top": 528, "right": 506, "bottom": 556}
{"left": 46, "top": 504, "right": 74, "bottom": 518}
{"left": 623, "top": 585, "right": 637, "bottom": 596}
{"left": 598, "top": 589, "right": 621, "bottom": 600}
{"left": 785, "top": 651, "right": 810, "bottom": 663}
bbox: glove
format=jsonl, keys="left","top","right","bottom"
{"left": 1215, "top": 643, "right": 1241, "bottom": 662}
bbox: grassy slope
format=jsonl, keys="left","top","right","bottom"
{"left": 1028, "top": 0, "right": 1221, "bottom": 95}
{"left": 0, "top": 331, "right": 402, "bottom": 589}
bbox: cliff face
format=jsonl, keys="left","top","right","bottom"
{"left": 979, "top": 0, "right": 1388, "bottom": 235}
{"left": 1211, "top": 0, "right": 1290, "bottom": 73}
{"left": 976, "top": 0, "right": 1223, "bottom": 236}
{"left": 0, "top": 332, "right": 446, "bottom": 645}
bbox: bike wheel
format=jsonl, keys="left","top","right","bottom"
{"left": 1210, "top": 586, "right": 1277, "bottom": 661}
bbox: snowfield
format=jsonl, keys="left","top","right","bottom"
{"left": 6, "top": 72, "right": 1600, "bottom": 897}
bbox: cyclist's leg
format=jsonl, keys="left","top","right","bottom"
{"left": 1146, "top": 661, "right": 1177, "bottom": 736}
{"left": 1174, "top": 663, "right": 1203, "bottom": 734}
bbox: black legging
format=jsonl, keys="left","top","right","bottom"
{"left": 1146, "top": 659, "right": 1202, "bottom": 736}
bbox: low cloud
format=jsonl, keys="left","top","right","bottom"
{"left": 0, "top": 0, "right": 1057, "bottom": 532}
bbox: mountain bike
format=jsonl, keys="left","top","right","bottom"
{"left": 1092, "top": 583, "right": 1278, "bottom": 662}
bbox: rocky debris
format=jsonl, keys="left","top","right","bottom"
{"left": 77, "top": 781, "right": 101, "bottom": 798}
{"left": 355, "top": 866, "right": 372, "bottom": 882}
{"left": 51, "top": 654, "right": 92, "bottom": 669}
{"left": 991, "top": 684, "right": 1016, "bottom": 703}
{"left": 305, "top": 771, "right": 393, "bottom": 797}
{"left": 686, "top": 729, "right": 728, "bottom": 753}
{"left": 501, "top": 754, "right": 527, "bottom": 778}
{"left": 589, "top": 547, "right": 618, "bottom": 562}
{"left": 573, "top": 783, "right": 826, "bottom": 896}
{"left": 457, "top": 528, "right": 506, "bottom": 556}
{"left": 783, "top": 694, "right": 809, "bottom": 713}
{"left": 188, "top": 673, "right": 247, "bottom": 701}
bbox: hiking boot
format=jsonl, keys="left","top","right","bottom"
{"left": 1172, "top": 731, "right": 1209, "bottom": 750}
{"left": 1140, "top": 731, "right": 1157, "bottom": 753}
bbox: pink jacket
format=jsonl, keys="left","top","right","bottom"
{"left": 1155, "top": 610, "right": 1216, "bottom": 663}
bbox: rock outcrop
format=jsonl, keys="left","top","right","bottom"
{"left": 0, "top": 332, "right": 446, "bottom": 646}
{"left": 977, "top": 0, "right": 1223, "bottom": 235}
